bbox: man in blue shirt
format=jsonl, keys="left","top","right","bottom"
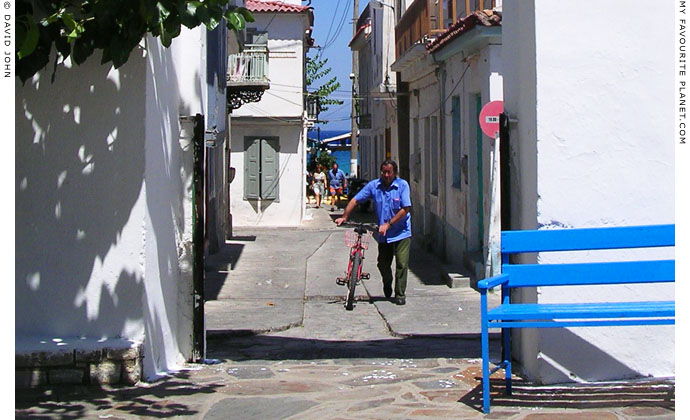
{"left": 335, "top": 160, "right": 412, "bottom": 305}
{"left": 328, "top": 162, "right": 347, "bottom": 211}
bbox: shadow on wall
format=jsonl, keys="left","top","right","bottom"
{"left": 531, "top": 327, "right": 672, "bottom": 385}
{"left": 15, "top": 53, "right": 148, "bottom": 338}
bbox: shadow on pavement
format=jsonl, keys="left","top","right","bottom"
{"left": 15, "top": 373, "right": 222, "bottom": 419}
{"left": 206, "top": 334, "right": 500, "bottom": 362}
{"left": 460, "top": 378, "right": 675, "bottom": 413}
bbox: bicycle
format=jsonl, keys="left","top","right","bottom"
{"left": 336, "top": 222, "right": 375, "bottom": 310}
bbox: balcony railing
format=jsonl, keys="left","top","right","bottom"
{"left": 395, "top": 0, "right": 496, "bottom": 58}
{"left": 306, "top": 94, "right": 319, "bottom": 124}
{"left": 227, "top": 44, "right": 269, "bottom": 84}
{"left": 226, "top": 44, "right": 270, "bottom": 110}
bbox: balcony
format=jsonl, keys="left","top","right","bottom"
{"left": 395, "top": 0, "right": 497, "bottom": 58}
{"left": 306, "top": 94, "right": 319, "bottom": 126}
{"left": 226, "top": 44, "right": 270, "bottom": 111}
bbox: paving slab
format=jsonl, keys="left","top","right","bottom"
{"left": 205, "top": 299, "right": 303, "bottom": 335}
{"left": 277, "top": 301, "right": 391, "bottom": 341}
{"left": 16, "top": 354, "right": 674, "bottom": 419}
{"left": 204, "top": 396, "right": 318, "bottom": 420}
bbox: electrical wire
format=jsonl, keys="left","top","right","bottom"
{"left": 318, "top": 0, "right": 352, "bottom": 54}
{"left": 420, "top": 63, "right": 470, "bottom": 119}
{"left": 316, "top": 0, "right": 343, "bottom": 57}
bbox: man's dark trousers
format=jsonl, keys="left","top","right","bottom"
{"left": 377, "top": 237, "right": 411, "bottom": 298}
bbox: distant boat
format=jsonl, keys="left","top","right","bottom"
{"left": 307, "top": 130, "right": 359, "bottom": 145}
{"left": 322, "top": 130, "right": 359, "bottom": 146}
{"left": 306, "top": 130, "right": 360, "bottom": 176}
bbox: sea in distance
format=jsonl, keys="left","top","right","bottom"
{"left": 307, "top": 129, "right": 356, "bottom": 176}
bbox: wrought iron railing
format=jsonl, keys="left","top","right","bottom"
{"left": 226, "top": 44, "right": 270, "bottom": 110}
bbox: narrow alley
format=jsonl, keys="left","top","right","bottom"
{"left": 15, "top": 205, "right": 676, "bottom": 419}
{"left": 204, "top": 205, "right": 493, "bottom": 340}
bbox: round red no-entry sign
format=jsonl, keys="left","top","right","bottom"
{"left": 479, "top": 100, "right": 503, "bottom": 138}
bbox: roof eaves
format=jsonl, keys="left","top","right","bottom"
{"left": 246, "top": 0, "right": 311, "bottom": 13}
{"left": 426, "top": 9, "right": 502, "bottom": 54}
{"left": 348, "top": 22, "right": 371, "bottom": 47}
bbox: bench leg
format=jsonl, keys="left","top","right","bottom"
{"left": 503, "top": 328, "right": 512, "bottom": 395}
{"left": 481, "top": 291, "right": 491, "bottom": 414}
{"left": 501, "top": 284, "right": 512, "bottom": 396}
{"left": 482, "top": 323, "right": 490, "bottom": 413}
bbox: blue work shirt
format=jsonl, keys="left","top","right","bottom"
{"left": 354, "top": 177, "right": 412, "bottom": 244}
{"left": 328, "top": 169, "right": 347, "bottom": 188}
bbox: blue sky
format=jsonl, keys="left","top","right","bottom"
{"left": 307, "top": 0, "right": 367, "bottom": 131}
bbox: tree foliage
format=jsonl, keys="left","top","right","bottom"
{"left": 15, "top": 0, "right": 254, "bottom": 83}
{"left": 306, "top": 56, "right": 343, "bottom": 124}
{"left": 307, "top": 141, "right": 335, "bottom": 173}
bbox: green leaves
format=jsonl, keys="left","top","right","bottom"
{"left": 224, "top": 7, "right": 254, "bottom": 32}
{"left": 306, "top": 56, "right": 344, "bottom": 124}
{"left": 15, "top": 0, "right": 255, "bottom": 82}
{"left": 61, "top": 13, "right": 85, "bottom": 42}
{"left": 16, "top": 13, "right": 39, "bottom": 60}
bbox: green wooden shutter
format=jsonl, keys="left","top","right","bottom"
{"left": 260, "top": 138, "right": 280, "bottom": 200}
{"left": 244, "top": 137, "right": 260, "bottom": 199}
{"left": 452, "top": 96, "right": 462, "bottom": 188}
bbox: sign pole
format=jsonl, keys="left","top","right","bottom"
{"left": 488, "top": 131, "right": 501, "bottom": 277}
{"left": 479, "top": 101, "right": 503, "bottom": 278}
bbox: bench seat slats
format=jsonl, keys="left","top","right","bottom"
{"left": 501, "top": 224, "right": 675, "bottom": 253}
{"left": 479, "top": 224, "right": 675, "bottom": 414}
{"left": 487, "top": 301, "right": 675, "bottom": 321}
{"left": 502, "top": 260, "right": 674, "bottom": 287}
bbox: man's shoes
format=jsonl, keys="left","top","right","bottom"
{"left": 394, "top": 296, "right": 406, "bottom": 306}
{"left": 383, "top": 285, "right": 392, "bottom": 299}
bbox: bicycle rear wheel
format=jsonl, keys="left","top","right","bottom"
{"left": 345, "top": 253, "right": 361, "bottom": 311}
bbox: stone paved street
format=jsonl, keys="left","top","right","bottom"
{"left": 15, "top": 205, "right": 676, "bottom": 419}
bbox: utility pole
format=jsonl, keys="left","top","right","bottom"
{"left": 350, "top": 0, "right": 359, "bottom": 178}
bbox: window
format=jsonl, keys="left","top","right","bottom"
{"left": 452, "top": 95, "right": 462, "bottom": 188}
{"left": 424, "top": 117, "right": 430, "bottom": 192}
{"left": 430, "top": 116, "right": 438, "bottom": 196}
{"left": 244, "top": 137, "right": 280, "bottom": 200}
{"left": 412, "top": 117, "right": 421, "bottom": 183}
{"left": 246, "top": 28, "right": 268, "bottom": 45}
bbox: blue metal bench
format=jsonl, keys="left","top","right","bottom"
{"left": 478, "top": 224, "right": 675, "bottom": 413}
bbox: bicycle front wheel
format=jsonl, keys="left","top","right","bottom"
{"left": 345, "top": 252, "right": 361, "bottom": 311}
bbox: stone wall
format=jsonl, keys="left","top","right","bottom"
{"left": 16, "top": 343, "right": 143, "bottom": 388}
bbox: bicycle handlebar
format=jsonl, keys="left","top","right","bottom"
{"left": 338, "top": 221, "right": 378, "bottom": 234}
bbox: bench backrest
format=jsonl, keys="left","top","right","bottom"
{"left": 500, "top": 224, "right": 675, "bottom": 288}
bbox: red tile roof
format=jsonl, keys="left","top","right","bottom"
{"left": 246, "top": 0, "right": 311, "bottom": 13}
{"left": 348, "top": 22, "right": 371, "bottom": 47}
{"left": 427, "top": 10, "right": 501, "bottom": 53}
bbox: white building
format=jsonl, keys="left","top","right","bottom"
{"left": 16, "top": 19, "right": 238, "bottom": 383}
{"left": 350, "top": 1, "right": 399, "bottom": 181}
{"left": 502, "top": 0, "right": 674, "bottom": 384}
{"left": 229, "top": 0, "right": 314, "bottom": 226}
{"left": 391, "top": 0, "right": 502, "bottom": 280}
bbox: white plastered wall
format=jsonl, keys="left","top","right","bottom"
{"left": 15, "top": 27, "right": 210, "bottom": 380}
{"left": 503, "top": 0, "right": 674, "bottom": 383}
{"left": 229, "top": 11, "right": 308, "bottom": 226}
{"left": 408, "top": 71, "right": 440, "bottom": 240}
{"left": 230, "top": 120, "right": 304, "bottom": 226}
{"left": 440, "top": 43, "right": 502, "bottom": 266}
{"left": 232, "top": 13, "right": 307, "bottom": 119}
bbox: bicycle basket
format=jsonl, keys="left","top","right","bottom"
{"left": 345, "top": 231, "right": 372, "bottom": 250}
